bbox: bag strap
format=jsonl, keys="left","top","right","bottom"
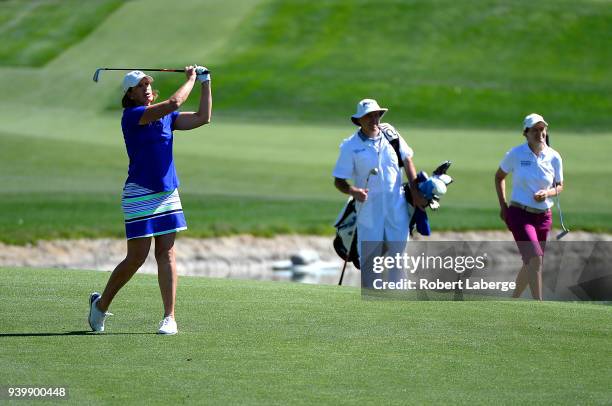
{"left": 379, "top": 123, "right": 404, "bottom": 168}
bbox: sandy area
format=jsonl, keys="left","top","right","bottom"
{"left": 1, "top": 231, "right": 610, "bottom": 287}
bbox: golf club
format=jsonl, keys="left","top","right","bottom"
{"left": 546, "top": 132, "right": 569, "bottom": 240}
{"left": 93, "top": 67, "right": 211, "bottom": 83}
{"left": 338, "top": 168, "right": 379, "bottom": 286}
{"left": 555, "top": 183, "right": 569, "bottom": 240}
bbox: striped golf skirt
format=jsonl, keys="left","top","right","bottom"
{"left": 122, "top": 183, "right": 187, "bottom": 240}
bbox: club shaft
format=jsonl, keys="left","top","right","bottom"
{"left": 99, "top": 68, "right": 210, "bottom": 73}
{"left": 555, "top": 184, "right": 569, "bottom": 232}
{"left": 338, "top": 258, "right": 349, "bottom": 285}
{"left": 93, "top": 67, "right": 211, "bottom": 82}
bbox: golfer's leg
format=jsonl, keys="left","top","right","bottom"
{"left": 507, "top": 206, "right": 530, "bottom": 299}
{"left": 512, "top": 264, "right": 529, "bottom": 298}
{"left": 537, "top": 210, "right": 553, "bottom": 243}
{"left": 155, "top": 233, "right": 177, "bottom": 318}
{"left": 526, "top": 255, "right": 543, "bottom": 300}
{"left": 98, "top": 237, "right": 152, "bottom": 311}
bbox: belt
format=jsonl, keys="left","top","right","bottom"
{"left": 510, "top": 201, "right": 549, "bottom": 214}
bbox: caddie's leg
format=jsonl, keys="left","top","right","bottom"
{"left": 155, "top": 232, "right": 177, "bottom": 317}
{"left": 360, "top": 240, "right": 384, "bottom": 289}
{"left": 382, "top": 221, "right": 409, "bottom": 284}
{"left": 384, "top": 240, "right": 408, "bottom": 283}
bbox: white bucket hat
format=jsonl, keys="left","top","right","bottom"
{"left": 122, "top": 70, "right": 153, "bottom": 93}
{"left": 351, "top": 98, "right": 388, "bottom": 126}
{"left": 523, "top": 113, "right": 548, "bottom": 130}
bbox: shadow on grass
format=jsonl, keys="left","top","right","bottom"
{"left": 0, "top": 331, "right": 158, "bottom": 337}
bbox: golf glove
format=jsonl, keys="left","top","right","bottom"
{"left": 195, "top": 66, "right": 210, "bottom": 83}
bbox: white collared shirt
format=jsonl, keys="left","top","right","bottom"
{"left": 500, "top": 143, "right": 563, "bottom": 210}
{"left": 332, "top": 126, "right": 413, "bottom": 193}
{"left": 332, "top": 123, "right": 413, "bottom": 243}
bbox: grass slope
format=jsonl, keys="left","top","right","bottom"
{"left": 0, "top": 267, "right": 610, "bottom": 404}
{"left": 0, "top": 0, "right": 264, "bottom": 111}
{"left": 0, "top": 0, "right": 122, "bottom": 67}
{"left": 0, "top": 0, "right": 609, "bottom": 129}
{"left": 192, "top": 0, "right": 612, "bottom": 130}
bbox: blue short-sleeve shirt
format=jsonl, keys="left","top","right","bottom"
{"left": 121, "top": 106, "right": 180, "bottom": 191}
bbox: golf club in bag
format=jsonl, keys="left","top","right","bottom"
{"left": 93, "top": 67, "right": 211, "bottom": 82}
{"left": 337, "top": 168, "right": 378, "bottom": 286}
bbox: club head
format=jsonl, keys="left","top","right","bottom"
{"left": 556, "top": 229, "right": 569, "bottom": 240}
{"left": 433, "top": 160, "right": 452, "bottom": 176}
{"left": 370, "top": 168, "right": 379, "bottom": 176}
{"left": 93, "top": 68, "right": 103, "bottom": 82}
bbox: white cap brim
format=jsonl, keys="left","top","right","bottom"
{"left": 523, "top": 113, "right": 548, "bottom": 129}
{"left": 351, "top": 108, "right": 388, "bottom": 126}
{"left": 122, "top": 71, "right": 153, "bottom": 93}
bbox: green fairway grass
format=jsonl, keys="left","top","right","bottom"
{"left": 2, "top": 3, "right": 610, "bottom": 404}
{"left": 2, "top": 106, "right": 612, "bottom": 243}
{"left": 0, "top": 267, "right": 610, "bottom": 404}
{"left": 1, "top": 106, "right": 611, "bottom": 243}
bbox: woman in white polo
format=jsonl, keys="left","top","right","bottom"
{"left": 494, "top": 113, "right": 564, "bottom": 300}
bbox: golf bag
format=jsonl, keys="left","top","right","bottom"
{"left": 381, "top": 125, "right": 451, "bottom": 209}
{"left": 402, "top": 161, "right": 453, "bottom": 236}
{"left": 333, "top": 198, "right": 360, "bottom": 269}
{"left": 404, "top": 161, "right": 453, "bottom": 211}
{"left": 380, "top": 124, "right": 453, "bottom": 206}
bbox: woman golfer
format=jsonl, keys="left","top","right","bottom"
{"left": 88, "top": 66, "right": 212, "bottom": 334}
{"left": 494, "top": 113, "right": 563, "bottom": 300}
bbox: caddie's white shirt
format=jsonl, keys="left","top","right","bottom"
{"left": 499, "top": 143, "right": 563, "bottom": 210}
{"left": 333, "top": 124, "right": 414, "bottom": 245}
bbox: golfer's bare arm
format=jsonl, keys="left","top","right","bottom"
{"left": 533, "top": 180, "right": 564, "bottom": 202}
{"left": 334, "top": 178, "right": 367, "bottom": 202}
{"left": 174, "top": 81, "right": 212, "bottom": 130}
{"left": 494, "top": 168, "right": 509, "bottom": 221}
{"left": 403, "top": 157, "right": 427, "bottom": 209}
{"left": 139, "top": 72, "right": 198, "bottom": 125}
{"left": 551, "top": 182, "right": 564, "bottom": 195}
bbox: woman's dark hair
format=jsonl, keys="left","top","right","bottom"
{"left": 122, "top": 92, "right": 137, "bottom": 108}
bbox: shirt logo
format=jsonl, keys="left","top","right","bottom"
{"left": 353, "top": 148, "right": 366, "bottom": 154}
{"left": 520, "top": 160, "right": 532, "bottom": 167}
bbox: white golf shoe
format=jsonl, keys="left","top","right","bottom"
{"left": 158, "top": 316, "right": 178, "bottom": 335}
{"left": 88, "top": 292, "right": 112, "bottom": 332}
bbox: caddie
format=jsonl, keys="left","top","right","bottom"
{"left": 333, "top": 98, "right": 427, "bottom": 288}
